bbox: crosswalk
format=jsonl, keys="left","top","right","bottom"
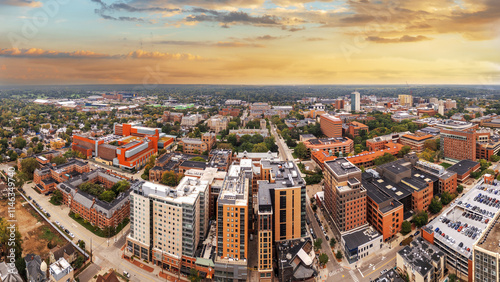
{"left": 349, "top": 270, "right": 360, "bottom": 282}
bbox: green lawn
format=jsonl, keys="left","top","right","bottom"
{"left": 69, "top": 212, "right": 129, "bottom": 238}
{"left": 40, "top": 225, "right": 65, "bottom": 245}
{"left": 440, "top": 163, "right": 452, "bottom": 169}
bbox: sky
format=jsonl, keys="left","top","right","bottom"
{"left": 0, "top": 0, "right": 499, "bottom": 85}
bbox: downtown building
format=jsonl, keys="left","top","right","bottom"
{"left": 319, "top": 114, "right": 343, "bottom": 138}
{"left": 323, "top": 158, "right": 367, "bottom": 233}
{"left": 126, "top": 176, "right": 210, "bottom": 276}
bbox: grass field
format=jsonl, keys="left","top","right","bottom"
{"left": 440, "top": 162, "right": 452, "bottom": 169}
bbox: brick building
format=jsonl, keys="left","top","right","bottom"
{"left": 319, "top": 114, "right": 342, "bottom": 138}
{"left": 178, "top": 133, "right": 216, "bottom": 154}
{"left": 17, "top": 150, "right": 62, "bottom": 171}
{"left": 162, "top": 111, "right": 184, "bottom": 123}
{"left": 323, "top": 158, "right": 367, "bottom": 233}
{"left": 219, "top": 107, "right": 241, "bottom": 117}
{"left": 303, "top": 137, "right": 353, "bottom": 158}
{"left": 441, "top": 127, "right": 478, "bottom": 162}
{"left": 400, "top": 132, "right": 435, "bottom": 153}
{"left": 33, "top": 159, "right": 90, "bottom": 193}
{"left": 57, "top": 169, "right": 131, "bottom": 229}
{"left": 343, "top": 121, "right": 369, "bottom": 137}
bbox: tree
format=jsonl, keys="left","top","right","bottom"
{"left": 401, "top": 221, "right": 412, "bottom": 235}
{"left": 13, "top": 137, "right": 27, "bottom": 149}
{"left": 252, "top": 142, "right": 269, "bottom": 152}
{"left": 398, "top": 145, "right": 412, "bottom": 158}
{"left": 373, "top": 153, "right": 397, "bottom": 166}
{"left": 161, "top": 171, "right": 183, "bottom": 186}
{"left": 188, "top": 269, "right": 202, "bottom": 282}
{"left": 330, "top": 238, "right": 336, "bottom": 248}
{"left": 314, "top": 238, "right": 323, "bottom": 252}
{"left": 429, "top": 196, "right": 443, "bottom": 214}
{"left": 20, "top": 157, "right": 40, "bottom": 180}
{"left": 423, "top": 139, "right": 438, "bottom": 151}
{"left": 491, "top": 155, "right": 500, "bottom": 162}
{"left": 50, "top": 190, "right": 63, "bottom": 205}
{"left": 413, "top": 211, "right": 429, "bottom": 228}
{"left": 319, "top": 253, "right": 329, "bottom": 265}
{"left": 294, "top": 142, "right": 307, "bottom": 159}
{"left": 78, "top": 240, "right": 86, "bottom": 250}
{"left": 336, "top": 250, "right": 343, "bottom": 260}
{"left": 51, "top": 156, "right": 67, "bottom": 165}
{"left": 440, "top": 191, "right": 454, "bottom": 205}
{"left": 99, "top": 190, "right": 116, "bottom": 202}
{"left": 73, "top": 255, "right": 84, "bottom": 269}
{"left": 457, "top": 185, "right": 464, "bottom": 193}
{"left": 227, "top": 134, "right": 238, "bottom": 146}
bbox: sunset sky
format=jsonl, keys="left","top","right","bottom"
{"left": 0, "top": 0, "right": 499, "bottom": 85}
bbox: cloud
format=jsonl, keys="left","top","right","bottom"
{"left": 0, "top": 0, "right": 41, "bottom": 7}
{"left": 184, "top": 11, "right": 281, "bottom": 26}
{"left": 366, "top": 35, "right": 432, "bottom": 43}
{"left": 215, "top": 41, "right": 265, "bottom": 48}
{"left": 305, "top": 37, "right": 326, "bottom": 41}
{"left": 0, "top": 48, "right": 202, "bottom": 60}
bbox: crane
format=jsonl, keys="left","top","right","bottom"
{"left": 406, "top": 81, "right": 412, "bottom": 95}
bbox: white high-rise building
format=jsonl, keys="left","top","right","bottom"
{"left": 126, "top": 176, "right": 210, "bottom": 272}
{"left": 350, "top": 91, "right": 360, "bottom": 112}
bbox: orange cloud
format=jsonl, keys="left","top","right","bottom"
{"left": 0, "top": 48, "right": 202, "bottom": 60}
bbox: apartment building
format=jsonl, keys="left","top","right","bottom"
{"left": 17, "top": 150, "right": 62, "bottom": 171}
{"left": 319, "top": 114, "right": 342, "bottom": 138}
{"left": 351, "top": 91, "right": 360, "bottom": 112}
{"left": 34, "top": 159, "right": 90, "bottom": 193}
{"left": 397, "top": 237, "right": 445, "bottom": 282}
{"left": 57, "top": 169, "right": 131, "bottom": 229}
{"left": 126, "top": 176, "right": 210, "bottom": 275}
{"left": 441, "top": 127, "right": 478, "bottom": 162}
{"left": 219, "top": 107, "right": 241, "bottom": 117}
{"left": 398, "top": 94, "right": 413, "bottom": 107}
{"left": 259, "top": 160, "right": 307, "bottom": 241}
{"left": 215, "top": 164, "right": 250, "bottom": 281}
{"left": 323, "top": 158, "right": 367, "bottom": 233}
{"left": 178, "top": 133, "right": 216, "bottom": 155}
{"left": 256, "top": 186, "right": 273, "bottom": 281}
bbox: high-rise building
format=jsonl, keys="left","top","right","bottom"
{"left": 256, "top": 186, "right": 273, "bottom": 281}
{"left": 319, "top": 114, "right": 343, "bottom": 138}
{"left": 215, "top": 164, "right": 250, "bottom": 281}
{"left": 398, "top": 94, "right": 413, "bottom": 107}
{"left": 351, "top": 91, "right": 360, "bottom": 112}
{"left": 255, "top": 160, "right": 306, "bottom": 281}
{"left": 335, "top": 98, "right": 344, "bottom": 110}
{"left": 259, "top": 160, "right": 306, "bottom": 241}
{"left": 126, "top": 177, "right": 210, "bottom": 273}
{"left": 323, "top": 158, "right": 366, "bottom": 233}
{"left": 441, "top": 127, "right": 477, "bottom": 162}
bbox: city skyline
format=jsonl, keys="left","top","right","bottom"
{"left": 0, "top": 0, "right": 499, "bottom": 85}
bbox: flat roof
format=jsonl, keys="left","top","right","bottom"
{"left": 325, "top": 158, "right": 360, "bottom": 176}
{"left": 342, "top": 227, "right": 382, "bottom": 251}
{"left": 448, "top": 160, "right": 480, "bottom": 176}
{"left": 426, "top": 179, "right": 499, "bottom": 259}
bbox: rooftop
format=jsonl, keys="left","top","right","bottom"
{"left": 397, "top": 237, "right": 444, "bottom": 277}
{"left": 325, "top": 158, "right": 360, "bottom": 177}
{"left": 425, "top": 178, "right": 499, "bottom": 260}
{"left": 448, "top": 160, "right": 480, "bottom": 176}
{"left": 342, "top": 227, "right": 382, "bottom": 251}
{"left": 135, "top": 176, "right": 209, "bottom": 205}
